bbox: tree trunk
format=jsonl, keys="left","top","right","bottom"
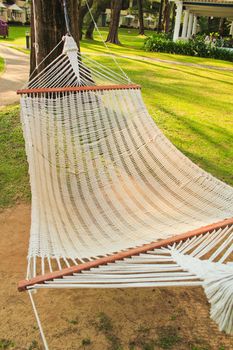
{"left": 85, "top": 17, "right": 96, "bottom": 40}
{"left": 137, "top": 0, "right": 144, "bottom": 35}
{"left": 79, "top": 0, "right": 94, "bottom": 40}
{"left": 163, "top": 0, "right": 170, "bottom": 33}
{"left": 219, "top": 17, "right": 226, "bottom": 36}
{"left": 157, "top": 0, "right": 164, "bottom": 32}
{"left": 85, "top": 0, "right": 110, "bottom": 39}
{"left": 106, "top": 0, "right": 123, "bottom": 44}
{"left": 171, "top": 2, "right": 176, "bottom": 33}
{"left": 207, "top": 17, "right": 211, "bottom": 32}
{"left": 30, "top": 0, "right": 81, "bottom": 76}
{"left": 85, "top": 5, "right": 103, "bottom": 39}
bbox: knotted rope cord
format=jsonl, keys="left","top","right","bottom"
{"left": 26, "top": 224, "right": 233, "bottom": 348}
{"left": 85, "top": 0, "right": 131, "bottom": 83}
{"left": 24, "top": 38, "right": 130, "bottom": 89}
{"left": 28, "top": 0, "right": 70, "bottom": 82}
{"left": 27, "top": 39, "right": 64, "bottom": 85}
{"left": 32, "top": 0, "right": 39, "bottom": 68}
{"left": 27, "top": 1, "right": 131, "bottom": 88}
{"left": 62, "top": 0, "right": 71, "bottom": 35}
{"left": 28, "top": 291, "right": 49, "bottom": 350}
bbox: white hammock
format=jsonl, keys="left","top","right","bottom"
{"left": 18, "top": 35, "right": 233, "bottom": 345}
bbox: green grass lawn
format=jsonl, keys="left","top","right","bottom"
{"left": 0, "top": 25, "right": 29, "bottom": 46}
{"left": 0, "top": 57, "right": 4, "bottom": 74}
{"left": 0, "top": 27, "right": 233, "bottom": 208}
{"left": 81, "top": 27, "right": 233, "bottom": 68}
{"left": 2, "top": 25, "right": 233, "bottom": 67}
{"left": 0, "top": 25, "right": 30, "bottom": 54}
{"left": 81, "top": 29, "right": 233, "bottom": 186}
{"left": 0, "top": 105, "right": 30, "bottom": 208}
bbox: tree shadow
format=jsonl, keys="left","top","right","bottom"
{"left": 122, "top": 56, "right": 233, "bottom": 87}
{"left": 156, "top": 106, "right": 233, "bottom": 185}
{"left": 81, "top": 40, "right": 233, "bottom": 80}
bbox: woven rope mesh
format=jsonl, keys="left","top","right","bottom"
{"left": 20, "top": 36, "right": 233, "bottom": 262}
{"left": 18, "top": 35, "right": 233, "bottom": 337}
{"left": 21, "top": 85, "right": 233, "bottom": 260}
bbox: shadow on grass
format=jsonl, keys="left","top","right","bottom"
{"left": 82, "top": 39, "right": 233, "bottom": 79}
{"left": 157, "top": 106, "right": 233, "bottom": 185}
{"left": 124, "top": 56, "right": 233, "bottom": 87}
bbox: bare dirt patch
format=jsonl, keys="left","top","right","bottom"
{"left": 0, "top": 205, "right": 232, "bottom": 350}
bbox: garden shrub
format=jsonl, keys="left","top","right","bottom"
{"left": 144, "top": 34, "right": 233, "bottom": 62}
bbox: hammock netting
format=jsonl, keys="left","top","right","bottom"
{"left": 18, "top": 36, "right": 233, "bottom": 336}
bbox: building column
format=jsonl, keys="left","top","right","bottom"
{"left": 21, "top": 10, "right": 26, "bottom": 24}
{"left": 173, "top": 1, "right": 183, "bottom": 41}
{"left": 192, "top": 15, "right": 197, "bottom": 35}
{"left": 230, "top": 21, "right": 233, "bottom": 37}
{"left": 187, "top": 13, "right": 194, "bottom": 38}
{"left": 182, "top": 9, "right": 189, "bottom": 38}
{"left": 2, "top": 10, "right": 7, "bottom": 22}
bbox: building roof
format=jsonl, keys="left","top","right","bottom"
{"left": 171, "top": 0, "right": 233, "bottom": 18}
{"left": 184, "top": 0, "right": 233, "bottom": 3}
{"left": 184, "top": 2, "right": 233, "bottom": 17}
{"left": 8, "top": 4, "right": 24, "bottom": 12}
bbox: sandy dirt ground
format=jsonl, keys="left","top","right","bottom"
{"left": 0, "top": 204, "right": 233, "bottom": 350}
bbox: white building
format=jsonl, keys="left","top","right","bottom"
{"left": 170, "top": 0, "right": 233, "bottom": 41}
{"left": 104, "top": 0, "right": 157, "bottom": 30}
{"left": 0, "top": 0, "right": 30, "bottom": 23}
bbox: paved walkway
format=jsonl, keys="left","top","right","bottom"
{"left": 0, "top": 45, "right": 29, "bottom": 106}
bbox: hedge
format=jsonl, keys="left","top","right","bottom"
{"left": 144, "top": 34, "right": 233, "bottom": 62}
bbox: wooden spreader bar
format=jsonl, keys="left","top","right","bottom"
{"left": 18, "top": 217, "right": 233, "bottom": 292}
{"left": 17, "top": 84, "right": 141, "bottom": 95}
